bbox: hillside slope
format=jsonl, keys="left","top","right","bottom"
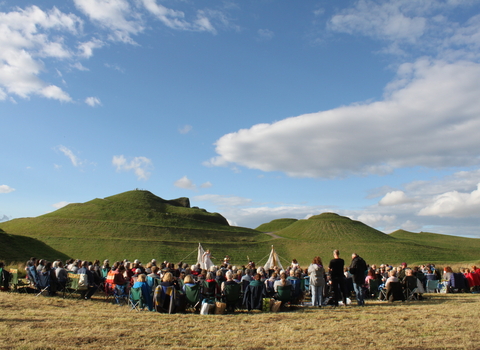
{"left": 0, "top": 190, "right": 268, "bottom": 263}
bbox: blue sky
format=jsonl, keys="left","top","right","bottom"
{"left": 2, "top": 0, "right": 480, "bottom": 238}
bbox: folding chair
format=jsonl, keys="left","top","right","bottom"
{"left": 36, "top": 271, "right": 51, "bottom": 297}
{"left": 275, "top": 285, "right": 292, "bottom": 305}
{"left": 63, "top": 273, "right": 82, "bottom": 299}
{"left": 202, "top": 280, "right": 219, "bottom": 301}
{"left": 184, "top": 284, "right": 201, "bottom": 311}
{"left": 367, "top": 279, "right": 381, "bottom": 299}
{"left": 405, "top": 287, "right": 419, "bottom": 301}
{"left": 113, "top": 285, "right": 129, "bottom": 305}
{"left": 243, "top": 284, "right": 265, "bottom": 311}
{"left": 223, "top": 283, "right": 241, "bottom": 313}
{"left": 386, "top": 282, "right": 405, "bottom": 302}
{"left": 8, "top": 269, "right": 28, "bottom": 293}
{"left": 426, "top": 280, "right": 439, "bottom": 293}
{"left": 128, "top": 287, "right": 145, "bottom": 311}
{"left": 154, "top": 285, "right": 176, "bottom": 313}
{"left": 378, "top": 285, "right": 387, "bottom": 301}
{"left": 289, "top": 279, "right": 303, "bottom": 304}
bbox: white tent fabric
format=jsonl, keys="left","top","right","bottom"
{"left": 264, "top": 245, "right": 283, "bottom": 271}
{"left": 196, "top": 242, "right": 213, "bottom": 270}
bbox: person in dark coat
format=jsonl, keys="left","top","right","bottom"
{"left": 349, "top": 253, "right": 367, "bottom": 306}
{"left": 328, "top": 250, "right": 347, "bottom": 307}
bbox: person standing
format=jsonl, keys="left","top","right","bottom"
{"left": 308, "top": 256, "right": 325, "bottom": 307}
{"left": 328, "top": 250, "right": 347, "bottom": 307}
{"left": 349, "top": 253, "right": 367, "bottom": 306}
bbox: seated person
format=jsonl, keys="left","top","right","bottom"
{"left": 183, "top": 274, "right": 197, "bottom": 292}
{"left": 132, "top": 274, "right": 153, "bottom": 311}
{"left": 385, "top": 270, "right": 399, "bottom": 289}
{"left": 273, "top": 272, "right": 291, "bottom": 292}
{"left": 221, "top": 271, "right": 238, "bottom": 292}
{"left": 161, "top": 272, "right": 180, "bottom": 290}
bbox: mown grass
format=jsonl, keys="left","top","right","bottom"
{"left": 1, "top": 292, "right": 479, "bottom": 349}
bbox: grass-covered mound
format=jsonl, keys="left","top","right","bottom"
{"left": 256, "top": 218, "right": 298, "bottom": 232}
{"left": 263, "top": 213, "right": 479, "bottom": 265}
{"left": 0, "top": 190, "right": 270, "bottom": 263}
{"left": 389, "top": 229, "right": 480, "bottom": 263}
{"left": 275, "top": 213, "right": 392, "bottom": 242}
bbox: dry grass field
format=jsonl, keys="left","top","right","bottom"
{"left": 1, "top": 292, "right": 479, "bottom": 350}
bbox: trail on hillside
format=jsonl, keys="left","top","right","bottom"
{"left": 264, "top": 232, "right": 281, "bottom": 239}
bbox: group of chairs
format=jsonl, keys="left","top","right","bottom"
{"left": 363, "top": 279, "right": 422, "bottom": 303}
{"left": 125, "top": 278, "right": 305, "bottom": 314}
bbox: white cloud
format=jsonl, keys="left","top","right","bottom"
{"left": 85, "top": 96, "right": 101, "bottom": 106}
{"left": 200, "top": 181, "right": 212, "bottom": 189}
{"left": 112, "top": 155, "right": 152, "bottom": 180}
{"left": 0, "top": 185, "right": 15, "bottom": 194}
{"left": 327, "top": 0, "right": 480, "bottom": 60}
{"left": 179, "top": 125, "right": 192, "bottom": 134}
{"left": 192, "top": 194, "right": 331, "bottom": 228}
{"left": 193, "top": 194, "right": 252, "bottom": 207}
{"left": 379, "top": 191, "right": 413, "bottom": 206}
{"left": 357, "top": 213, "right": 396, "bottom": 227}
{"left": 52, "top": 201, "right": 70, "bottom": 209}
{"left": 174, "top": 176, "right": 196, "bottom": 190}
{"left": 56, "top": 145, "right": 82, "bottom": 167}
{"left": 419, "top": 183, "right": 480, "bottom": 218}
{"left": 257, "top": 29, "right": 274, "bottom": 41}
{"left": 206, "top": 60, "right": 480, "bottom": 178}
{"left": 73, "top": 0, "right": 144, "bottom": 43}
{"left": 0, "top": 6, "right": 78, "bottom": 102}
{"left": 78, "top": 38, "right": 104, "bottom": 58}
{"left": 328, "top": 0, "right": 427, "bottom": 44}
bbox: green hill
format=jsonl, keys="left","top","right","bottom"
{"left": 256, "top": 218, "right": 298, "bottom": 232}
{"left": 0, "top": 190, "right": 269, "bottom": 264}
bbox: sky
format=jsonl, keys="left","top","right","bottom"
{"left": 2, "top": 0, "right": 480, "bottom": 238}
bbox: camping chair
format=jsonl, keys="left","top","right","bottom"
{"left": 289, "top": 278, "right": 303, "bottom": 304}
{"left": 128, "top": 287, "right": 145, "bottom": 311}
{"left": 275, "top": 285, "right": 292, "bottom": 307}
{"left": 386, "top": 282, "right": 405, "bottom": 302}
{"left": 243, "top": 284, "right": 265, "bottom": 311}
{"left": 113, "top": 285, "right": 129, "bottom": 305}
{"left": 202, "top": 280, "right": 219, "bottom": 302}
{"left": 223, "top": 283, "right": 242, "bottom": 313}
{"left": 8, "top": 269, "right": 28, "bottom": 293}
{"left": 426, "top": 280, "right": 439, "bottom": 293}
{"left": 303, "top": 276, "right": 310, "bottom": 295}
{"left": 265, "top": 279, "right": 275, "bottom": 297}
{"left": 154, "top": 285, "right": 176, "bottom": 314}
{"left": 63, "top": 273, "right": 82, "bottom": 299}
{"left": 405, "top": 287, "right": 419, "bottom": 301}
{"left": 367, "top": 279, "right": 381, "bottom": 299}
{"left": 184, "top": 284, "right": 201, "bottom": 311}
{"left": 36, "top": 271, "right": 51, "bottom": 297}
{"left": 450, "top": 273, "right": 468, "bottom": 293}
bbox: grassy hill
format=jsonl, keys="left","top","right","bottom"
{"left": 256, "top": 218, "right": 298, "bottom": 232}
{"left": 1, "top": 192, "right": 479, "bottom": 267}
{"left": 258, "top": 213, "right": 480, "bottom": 266}
{"left": 0, "top": 190, "right": 270, "bottom": 264}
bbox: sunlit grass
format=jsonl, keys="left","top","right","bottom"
{"left": 1, "top": 292, "right": 479, "bottom": 349}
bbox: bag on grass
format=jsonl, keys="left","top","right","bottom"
{"left": 215, "top": 302, "right": 226, "bottom": 314}
{"left": 271, "top": 300, "right": 282, "bottom": 313}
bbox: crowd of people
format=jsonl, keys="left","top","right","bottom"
{"left": 1, "top": 250, "right": 479, "bottom": 312}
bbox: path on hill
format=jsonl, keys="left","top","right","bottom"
{"left": 264, "top": 232, "right": 281, "bottom": 239}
